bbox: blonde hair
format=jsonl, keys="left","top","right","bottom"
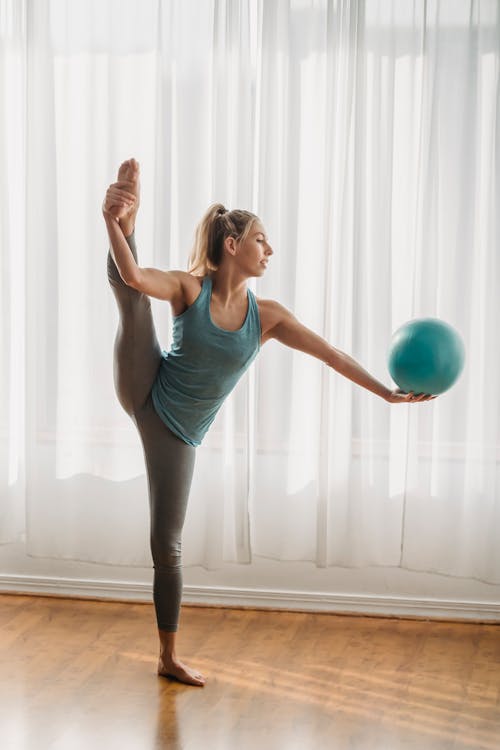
{"left": 187, "top": 203, "right": 260, "bottom": 276}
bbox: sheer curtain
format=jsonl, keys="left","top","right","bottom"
{"left": 1, "top": 0, "right": 499, "bottom": 582}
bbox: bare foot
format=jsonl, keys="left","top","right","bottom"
{"left": 116, "top": 158, "right": 140, "bottom": 234}
{"left": 158, "top": 656, "right": 206, "bottom": 687}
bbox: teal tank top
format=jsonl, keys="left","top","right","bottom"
{"left": 151, "top": 275, "right": 261, "bottom": 446}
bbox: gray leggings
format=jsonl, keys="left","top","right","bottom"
{"left": 107, "top": 231, "right": 196, "bottom": 632}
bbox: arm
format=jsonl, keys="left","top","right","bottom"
{"left": 265, "top": 300, "right": 392, "bottom": 401}
{"left": 102, "top": 163, "right": 183, "bottom": 302}
{"left": 103, "top": 210, "right": 183, "bottom": 302}
{"left": 104, "top": 212, "right": 140, "bottom": 284}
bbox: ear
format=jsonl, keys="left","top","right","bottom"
{"left": 224, "top": 236, "right": 237, "bottom": 256}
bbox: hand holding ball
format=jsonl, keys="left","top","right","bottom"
{"left": 387, "top": 318, "right": 465, "bottom": 399}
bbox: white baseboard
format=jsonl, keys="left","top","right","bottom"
{"left": 0, "top": 574, "right": 498, "bottom": 622}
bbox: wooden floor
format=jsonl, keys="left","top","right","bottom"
{"left": 0, "top": 594, "right": 499, "bottom": 750}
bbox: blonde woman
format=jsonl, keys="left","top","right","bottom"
{"left": 103, "top": 158, "right": 435, "bottom": 687}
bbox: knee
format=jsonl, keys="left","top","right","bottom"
{"left": 151, "top": 537, "right": 182, "bottom": 570}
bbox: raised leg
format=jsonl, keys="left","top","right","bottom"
{"left": 107, "top": 231, "right": 162, "bottom": 418}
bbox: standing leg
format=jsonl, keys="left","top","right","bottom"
{"left": 134, "top": 394, "right": 206, "bottom": 687}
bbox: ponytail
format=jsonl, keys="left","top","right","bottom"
{"left": 187, "top": 203, "right": 259, "bottom": 276}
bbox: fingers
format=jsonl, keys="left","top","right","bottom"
{"left": 103, "top": 205, "right": 124, "bottom": 219}
{"left": 408, "top": 391, "right": 437, "bottom": 402}
{"left": 107, "top": 186, "right": 136, "bottom": 201}
{"left": 103, "top": 200, "right": 132, "bottom": 215}
{"left": 391, "top": 390, "right": 437, "bottom": 403}
{"left": 105, "top": 189, "right": 136, "bottom": 211}
{"left": 105, "top": 202, "right": 128, "bottom": 217}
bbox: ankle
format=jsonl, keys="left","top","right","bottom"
{"left": 158, "top": 627, "right": 177, "bottom": 659}
{"left": 160, "top": 651, "right": 177, "bottom": 664}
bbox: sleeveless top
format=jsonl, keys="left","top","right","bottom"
{"left": 151, "top": 275, "right": 261, "bottom": 446}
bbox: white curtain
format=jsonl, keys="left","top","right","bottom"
{"left": 1, "top": 0, "right": 499, "bottom": 582}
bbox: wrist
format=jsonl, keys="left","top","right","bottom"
{"left": 119, "top": 218, "right": 136, "bottom": 238}
{"left": 119, "top": 205, "right": 137, "bottom": 237}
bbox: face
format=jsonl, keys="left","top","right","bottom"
{"left": 226, "top": 221, "right": 273, "bottom": 277}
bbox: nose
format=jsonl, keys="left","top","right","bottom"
{"left": 265, "top": 244, "right": 273, "bottom": 256}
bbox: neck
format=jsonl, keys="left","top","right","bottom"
{"left": 209, "top": 266, "right": 248, "bottom": 307}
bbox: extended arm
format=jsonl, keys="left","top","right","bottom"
{"left": 264, "top": 300, "right": 392, "bottom": 400}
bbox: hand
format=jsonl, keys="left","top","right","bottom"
{"left": 386, "top": 389, "right": 437, "bottom": 404}
{"left": 102, "top": 158, "right": 141, "bottom": 226}
{"left": 102, "top": 182, "right": 137, "bottom": 220}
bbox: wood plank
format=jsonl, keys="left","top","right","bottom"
{"left": 0, "top": 594, "right": 498, "bottom": 749}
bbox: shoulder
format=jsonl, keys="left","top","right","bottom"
{"left": 168, "top": 270, "right": 202, "bottom": 285}
{"left": 169, "top": 271, "right": 208, "bottom": 315}
{"left": 255, "top": 297, "right": 295, "bottom": 343}
{"left": 255, "top": 297, "right": 289, "bottom": 320}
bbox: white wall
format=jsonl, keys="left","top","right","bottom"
{"left": 1, "top": 540, "right": 499, "bottom": 621}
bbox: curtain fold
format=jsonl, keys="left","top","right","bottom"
{"left": 0, "top": 0, "right": 26, "bottom": 544}
{"left": 1, "top": 0, "right": 499, "bottom": 583}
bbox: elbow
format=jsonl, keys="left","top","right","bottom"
{"left": 123, "top": 268, "right": 142, "bottom": 289}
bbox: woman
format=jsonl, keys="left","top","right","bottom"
{"left": 103, "top": 158, "right": 435, "bottom": 687}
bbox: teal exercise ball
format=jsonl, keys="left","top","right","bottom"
{"left": 387, "top": 318, "right": 465, "bottom": 396}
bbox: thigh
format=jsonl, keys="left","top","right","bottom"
{"left": 112, "top": 286, "right": 163, "bottom": 416}
{"left": 134, "top": 394, "right": 196, "bottom": 532}
{"left": 107, "top": 235, "right": 163, "bottom": 415}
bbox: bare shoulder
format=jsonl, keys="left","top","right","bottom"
{"left": 255, "top": 297, "right": 294, "bottom": 344}
{"left": 255, "top": 297, "right": 288, "bottom": 321}
{"left": 165, "top": 270, "right": 203, "bottom": 315}
{"left": 169, "top": 269, "right": 203, "bottom": 293}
